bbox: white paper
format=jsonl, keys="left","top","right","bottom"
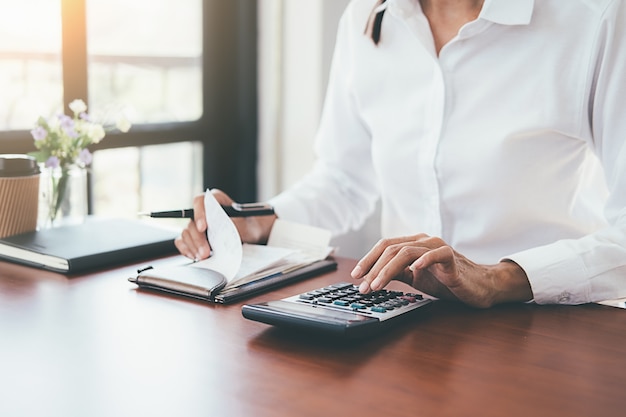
{"left": 597, "top": 298, "right": 626, "bottom": 309}
{"left": 228, "top": 244, "right": 295, "bottom": 287}
{"left": 267, "top": 219, "right": 332, "bottom": 261}
{"left": 189, "top": 191, "right": 242, "bottom": 281}
{"left": 189, "top": 192, "right": 332, "bottom": 289}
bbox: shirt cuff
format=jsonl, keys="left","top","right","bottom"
{"left": 268, "top": 192, "right": 312, "bottom": 226}
{"left": 503, "top": 243, "right": 592, "bottom": 305}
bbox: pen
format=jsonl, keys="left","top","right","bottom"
{"left": 139, "top": 202, "right": 275, "bottom": 218}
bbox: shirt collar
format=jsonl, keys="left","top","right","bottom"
{"left": 479, "top": 0, "right": 535, "bottom": 25}
{"left": 386, "top": 0, "right": 535, "bottom": 26}
{"left": 386, "top": 0, "right": 419, "bottom": 17}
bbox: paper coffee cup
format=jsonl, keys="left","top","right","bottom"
{"left": 0, "top": 154, "right": 41, "bottom": 238}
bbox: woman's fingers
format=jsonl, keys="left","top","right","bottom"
{"left": 355, "top": 234, "right": 444, "bottom": 292}
{"left": 351, "top": 234, "right": 428, "bottom": 279}
{"left": 173, "top": 220, "right": 208, "bottom": 260}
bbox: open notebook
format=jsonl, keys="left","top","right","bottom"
{"left": 129, "top": 191, "right": 336, "bottom": 303}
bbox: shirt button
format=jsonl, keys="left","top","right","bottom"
{"left": 558, "top": 292, "right": 571, "bottom": 303}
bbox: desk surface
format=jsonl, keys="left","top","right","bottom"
{"left": 1, "top": 256, "right": 625, "bottom": 417}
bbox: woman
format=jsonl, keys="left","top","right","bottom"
{"left": 176, "top": 0, "right": 626, "bottom": 307}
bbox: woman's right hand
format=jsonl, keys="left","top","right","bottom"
{"left": 174, "top": 189, "right": 277, "bottom": 261}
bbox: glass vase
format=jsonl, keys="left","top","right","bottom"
{"left": 38, "top": 164, "right": 88, "bottom": 228}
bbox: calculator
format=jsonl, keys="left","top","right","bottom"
{"left": 241, "top": 282, "right": 433, "bottom": 338}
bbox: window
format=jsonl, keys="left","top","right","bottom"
{"left": 0, "top": 0, "right": 63, "bottom": 130}
{"left": 0, "top": 0, "right": 258, "bottom": 221}
{"left": 87, "top": 0, "right": 203, "bottom": 124}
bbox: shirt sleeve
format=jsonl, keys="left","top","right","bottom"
{"left": 269, "top": 4, "right": 380, "bottom": 237}
{"left": 506, "top": 1, "right": 626, "bottom": 304}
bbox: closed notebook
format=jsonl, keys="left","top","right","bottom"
{"left": 0, "top": 217, "right": 179, "bottom": 274}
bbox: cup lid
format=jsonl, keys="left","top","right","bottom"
{"left": 0, "top": 154, "right": 41, "bottom": 177}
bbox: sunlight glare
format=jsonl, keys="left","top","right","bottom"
{"left": 0, "top": 0, "right": 62, "bottom": 52}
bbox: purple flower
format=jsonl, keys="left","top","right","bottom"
{"left": 30, "top": 126, "right": 48, "bottom": 141}
{"left": 59, "top": 114, "right": 73, "bottom": 128}
{"left": 78, "top": 148, "right": 93, "bottom": 166}
{"left": 45, "top": 156, "right": 60, "bottom": 169}
{"left": 63, "top": 126, "right": 79, "bottom": 138}
{"left": 59, "top": 115, "right": 79, "bottom": 138}
{"left": 79, "top": 112, "right": 91, "bottom": 121}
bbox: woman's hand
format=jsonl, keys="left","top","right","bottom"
{"left": 350, "top": 234, "right": 533, "bottom": 308}
{"left": 174, "top": 189, "right": 277, "bottom": 261}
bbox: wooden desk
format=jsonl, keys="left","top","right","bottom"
{"left": 1, "top": 256, "right": 625, "bottom": 417}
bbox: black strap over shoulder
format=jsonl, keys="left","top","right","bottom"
{"left": 364, "top": 0, "right": 387, "bottom": 45}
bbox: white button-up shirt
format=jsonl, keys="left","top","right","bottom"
{"left": 270, "top": 0, "right": 626, "bottom": 304}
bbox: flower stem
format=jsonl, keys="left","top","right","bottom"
{"left": 50, "top": 169, "right": 70, "bottom": 223}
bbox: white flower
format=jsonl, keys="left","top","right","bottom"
{"left": 87, "top": 123, "right": 106, "bottom": 143}
{"left": 47, "top": 115, "right": 60, "bottom": 130}
{"left": 30, "top": 98, "right": 131, "bottom": 170}
{"left": 69, "top": 99, "right": 88, "bottom": 115}
{"left": 115, "top": 115, "right": 132, "bottom": 133}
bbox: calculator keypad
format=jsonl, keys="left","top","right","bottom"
{"left": 286, "top": 282, "right": 430, "bottom": 321}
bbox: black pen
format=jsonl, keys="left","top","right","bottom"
{"left": 139, "top": 202, "right": 274, "bottom": 218}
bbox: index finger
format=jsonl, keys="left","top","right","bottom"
{"left": 351, "top": 234, "right": 427, "bottom": 280}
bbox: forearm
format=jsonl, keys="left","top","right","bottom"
{"left": 240, "top": 214, "right": 278, "bottom": 245}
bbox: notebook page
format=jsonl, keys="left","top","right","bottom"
{"left": 189, "top": 191, "right": 242, "bottom": 281}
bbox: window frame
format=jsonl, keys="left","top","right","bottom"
{"left": 0, "top": 0, "right": 258, "bottom": 203}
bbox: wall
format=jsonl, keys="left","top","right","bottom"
{"left": 258, "top": 0, "right": 381, "bottom": 259}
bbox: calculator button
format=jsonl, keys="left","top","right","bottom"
{"left": 371, "top": 306, "right": 387, "bottom": 313}
{"left": 406, "top": 293, "right": 423, "bottom": 300}
{"left": 330, "top": 283, "right": 353, "bottom": 289}
{"left": 350, "top": 303, "right": 366, "bottom": 310}
{"left": 299, "top": 293, "right": 316, "bottom": 300}
{"left": 334, "top": 300, "right": 350, "bottom": 307}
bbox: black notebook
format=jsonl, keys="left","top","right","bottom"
{"left": 0, "top": 217, "right": 179, "bottom": 274}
